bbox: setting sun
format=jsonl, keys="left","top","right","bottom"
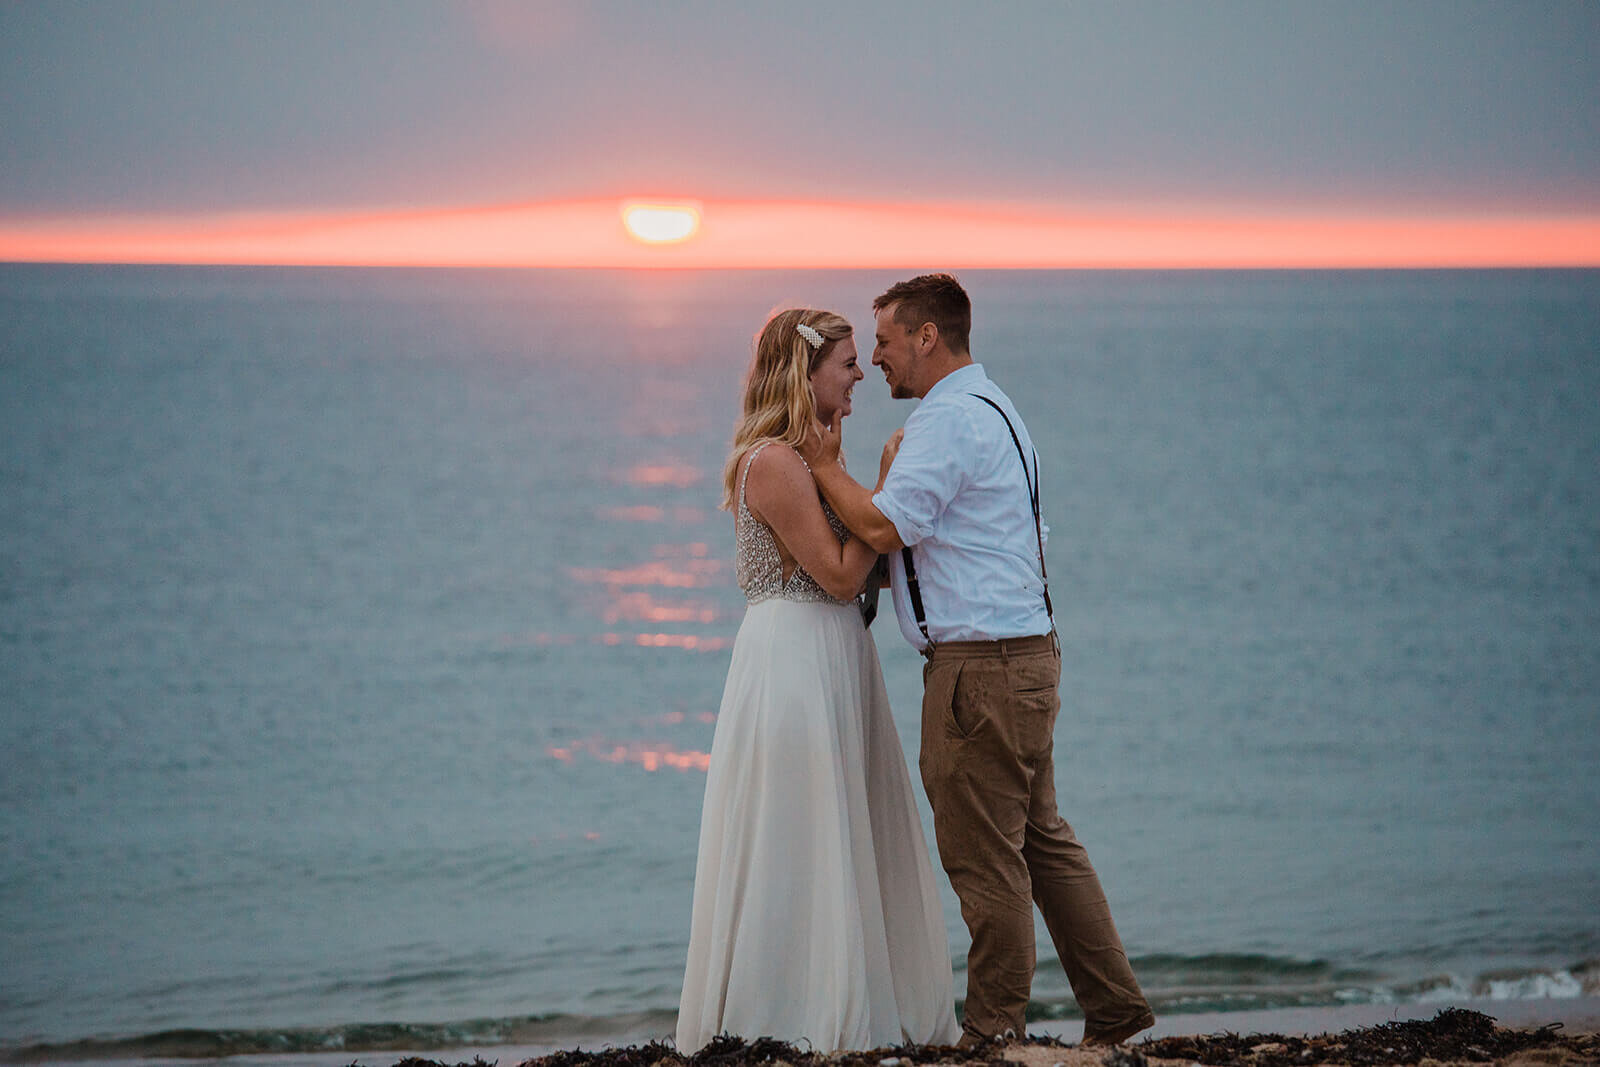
{"left": 621, "top": 201, "right": 701, "bottom": 244}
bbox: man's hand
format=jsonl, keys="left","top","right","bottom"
{"left": 876, "top": 428, "right": 904, "bottom": 491}
{"left": 799, "top": 412, "right": 844, "bottom": 470}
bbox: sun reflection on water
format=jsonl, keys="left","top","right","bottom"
{"left": 548, "top": 738, "right": 711, "bottom": 773}
{"left": 628, "top": 633, "right": 730, "bottom": 651}
{"left": 623, "top": 462, "right": 701, "bottom": 488}
{"left": 598, "top": 505, "right": 708, "bottom": 523}
{"left": 568, "top": 542, "right": 723, "bottom": 590}
{"left": 601, "top": 591, "right": 720, "bottom": 625}
{"left": 497, "top": 630, "right": 731, "bottom": 652}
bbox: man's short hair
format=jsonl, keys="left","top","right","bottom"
{"left": 873, "top": 273, "right": 971, "bottom": 354}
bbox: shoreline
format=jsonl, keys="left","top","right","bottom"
{"left": 1035, "top": 994, "right": 1600, "bottom": 1043}
{"left": 8, "top": 997, "right": 1597, "bottom": 1067}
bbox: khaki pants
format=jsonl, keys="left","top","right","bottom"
{"left": 919, "top": 633, "right": 1154, "bottom": 1042}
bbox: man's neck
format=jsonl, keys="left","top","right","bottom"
{"left": 915, "top": 354, "right": 974, "bottom": 399}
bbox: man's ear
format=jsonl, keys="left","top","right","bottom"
{"left": 916, "top": 321, "right": 938, "bottom": 355}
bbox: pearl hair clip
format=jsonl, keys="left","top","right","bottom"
{"left": 795, "top": 323, "right": 824, "bottom": 350}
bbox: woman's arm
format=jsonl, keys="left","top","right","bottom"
{"left": 799, "top": 414, "right": 906, "bottom": 554}
{"left": 743, "top": 443, "right": 881, "bottom": 601}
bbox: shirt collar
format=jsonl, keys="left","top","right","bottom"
{"left": 923, "top": 362, "right": 987, "bottom": 402}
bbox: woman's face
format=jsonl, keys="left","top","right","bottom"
{"left": 809, "top": 335, "right": 864, "bottom": 424}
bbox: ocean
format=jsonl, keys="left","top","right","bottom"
{"left": 2, "top": 265, "right": 1597, "bottom": 1059}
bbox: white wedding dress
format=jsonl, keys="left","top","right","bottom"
{"left": 676, "top": 444, "right": 959, "bottom": 1053}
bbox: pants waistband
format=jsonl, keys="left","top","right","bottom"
{"left": 923, "top": 631, "right": 1057, "bottom": 660}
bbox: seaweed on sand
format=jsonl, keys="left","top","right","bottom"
{"left": 505, "top": 1034, "right": 996, "bottom": 1067}
{"left": 532, "top": 1040, "right": 685, "bottom": 1067}
{"left": 346, "top": 1010, "right": 1598, "bottom": 1067}
{"left": 676, "top": 1034, "right": 994, "bottom": 1067}
{"left": 1139, "top": 1008, "right": 1599, "bottom": 1065}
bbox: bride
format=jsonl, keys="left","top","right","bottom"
{"left": 676, "top": 308, "right": 959, "bottom": 1052}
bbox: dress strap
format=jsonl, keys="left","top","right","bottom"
{"left": 738, "top": 441, "right": 774, "bottom": 513}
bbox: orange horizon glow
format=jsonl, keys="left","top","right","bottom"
{"left": 0, "top": 196, "right": 1597, "bottom": 269}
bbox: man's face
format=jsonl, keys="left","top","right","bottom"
{"left": 872, "top": 304, "right": 920, "bottom": 400}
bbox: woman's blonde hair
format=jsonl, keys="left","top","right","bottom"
{"left": 719, "top": 307, "right": 853, "bottom": 511}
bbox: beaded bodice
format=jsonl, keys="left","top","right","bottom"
{"left": 735, "top": 442, "right": 852, "bottom": 606}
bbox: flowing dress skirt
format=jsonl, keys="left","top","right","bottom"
{"left": 676, "top": 599, "right": 959, "bottom": 1052}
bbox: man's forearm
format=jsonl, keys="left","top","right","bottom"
{"left": 813, "top": 461, "right": 904, "bottom": 554}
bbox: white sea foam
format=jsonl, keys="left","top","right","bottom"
{"left": 1483, "top": 970, "right": 1585, "bottom": 1000}
{"left": 1411, "top": 970, "right": 1584, "bottom": 1003}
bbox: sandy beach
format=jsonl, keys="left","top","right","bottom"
{"left": 480, "top": 997, "right": 1600, "bottom": 1062}
{"left": 24, "top": 997, "right": 1593, "bottom": 1067}
{"left": 473, "top": 999, "right": 1600, "bottom": 1067}
{"left": 1035, "top": 995, "right": 1600, "bottom": 1043}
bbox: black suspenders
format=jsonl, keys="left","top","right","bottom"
{"left": 901, "top": 394, "right": 1053, "bottom": 649}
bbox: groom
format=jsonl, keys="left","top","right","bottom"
{"left": 801, "top": 274, "right": 1154, "bottom": 1048}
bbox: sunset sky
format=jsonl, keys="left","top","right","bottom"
{"left": 2, "top": 0, "right": 1597, "bottom": 268}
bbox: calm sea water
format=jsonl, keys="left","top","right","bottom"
{"left": 2, "top": 265, "right": 1597, "bottom": 1057}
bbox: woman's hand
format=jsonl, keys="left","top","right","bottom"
{"left": 876, "top": 429, "right": 904, "bottom": 491}
{"left": 799, "top": 412, "right": 844, "bottom": 470}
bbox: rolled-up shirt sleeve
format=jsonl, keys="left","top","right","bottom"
{"left": 871, "top": 402, "right": 972, "bottom": 548}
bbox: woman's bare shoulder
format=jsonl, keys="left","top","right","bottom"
{"left": 742, "top": 440, "right": 808, "bottom": 483}
{"left": 742, "top": 442, "right": 821, "bottom": 528}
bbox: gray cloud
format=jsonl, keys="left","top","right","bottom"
{"left": 2, "top": 0, "right": 1596, "bottom": 215}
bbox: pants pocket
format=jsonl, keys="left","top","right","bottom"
{"left": 1007, "top": 651, "right": 1060, "bottom": 760}
{"left": 922, "top": 657, "right": 969, "bottom": 741}
{"left": 919, "top": 659, "right": 963, "bottom": 785}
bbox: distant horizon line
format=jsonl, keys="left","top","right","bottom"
{"left": 5, "top": 260, "right": 1598, "bottom": 272}
{"left": 2, "top": 196, "right": 1597, "bottom": 270}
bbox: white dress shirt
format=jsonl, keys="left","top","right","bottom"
{"left": 871, "top": 364, "right": 1052, "bottom": 650}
